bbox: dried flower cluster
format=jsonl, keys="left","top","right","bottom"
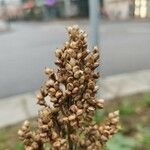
{"left": 18, "top": 25, "right": 119, "bottom": 150}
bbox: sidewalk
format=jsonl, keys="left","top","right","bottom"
{"left": 0, "top": 20, "right": 9, "bottom": 32}
{"left": 0, "top": 70, "right": 150, "bottom": 128}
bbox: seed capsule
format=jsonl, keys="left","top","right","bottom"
{"left": 69, "top": 58, "right": 76, "bottom": 66}
{"left": 67, "top": 83, "right": 74, "bottom": 91}
{"left": 45, "top": 79, "right": 54, "bottom": 87}
{"left": 76, "top": 109, "right": 83, "bottom": 116}
{"left": 36, "top": 92, "right": 44, "bottom": 100}
{"left": 55, "top": 48, "right": 62, "bottom": 58}
{"left": 84, "top": 67, "right": 91, "bottom": 74}
{"left": 45, "top": 67, "right": 53, "bottom": 76}
{"left": 49, "top": 88, "right": 56, "bottom": 96}
{"left": 73, "top": 66, "right": 80, "bottom": 73}
{"left": 65, "top": 63, "right": 72, "bottom": 71}
{"left": 68, "top": 115, "right": 76, "bottom": 121}
{"left": 18, "top": 130, "right": 24, "bottom": 137}
{"left": 74, "top": 70, "right": 83, "bottom": 78}
{"left": 72, "top": 87, "right": 79, "bottom": 94}
{"left": 77, "top": 53, "right": 82, "bottom": 59}
{"left": 55, "top": 91, "right": 62, "bottom": 98}
{"left": 24, "top": 120, "right": 30, "bottom": 127}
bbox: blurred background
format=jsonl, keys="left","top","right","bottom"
{"left": 0, "top": 0, "right": 150, "bottom": 149}
{"left": 0, "top": 0, "right": 150, "bottom": 98}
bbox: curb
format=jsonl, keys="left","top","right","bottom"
{"left": 0, "top": 70, "right": 150, "bottom": 128}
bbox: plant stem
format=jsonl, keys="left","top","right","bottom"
{"left": 67, "top": 124, "right": 73, "bottom": 150}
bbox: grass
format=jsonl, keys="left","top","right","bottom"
{"left": 0, "top": 92, "right": 150, "bottom": 150}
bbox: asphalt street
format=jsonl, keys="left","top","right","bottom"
{"left": 0, "top": 20, "right": 150, "bottom": 98}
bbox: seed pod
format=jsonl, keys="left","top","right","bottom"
{"left": 76, "top": 101, "right": 83, "bottom": 109}
{"left": 74, "top": 95, "right": 81, "bottom": 101}
{"left": 65, "top": 63, "right": 72, "bottom": 71}
{"left": 62, "top": 117, "right": 69, "bottom": 123}
{"left": 79, "top": 75, "right": 85, "bottom": 84}
{"left": 69, "top": 58, "right": 76, "bottom": 66}
{"left": 51, "top": 98, "right": 57, "bottom": 103}
{"left": 93, "top": 46, "right": 99, "bottom": 53}
{"left": 93, "top": 53, "right": 99, "bottom": 60}
{"left": 70, "top": 105, "right": 78, "bottom": 112}
{"left": 84, "top": 67, "right": 91, "bottom": 74}
{"left": 83, "top": 93, "right": 90, "bottom": 99}
{"left": 73, "top": 66, "right": 80, "bottom": 73}
{"left": 97, "top": 99, "right": 104, "bottom": 104}
{"left": 96, "top": 99, "right": 104, "bottom": 108}
{"left": 96, "top": 102, "right": 104, "bottom": 109}
{"left": 70, "top": 41, "right": 77, "bottom": 49}
{"left": 41, "top": 125, "right": 49, "bottom": 131}
{"left": 111, "top": 118, "right": 119, "bottom": 124}
{"left": 52, "top": 131, "right": 58, "bottom": 140}
{"left": 24, "top": 120, "right": 30, "bottom": 127}
{"left": 68, "top": 114, "right": 76, "bottom": 121}
{"left": 70, "top": 121, "right": 77, "bottom": 126}
{"left": 101, "top": 135, "right": 108, "bottom": 142}
{"left": 74, "top": 70, "right": 83, "bottom": 78}
{"left": 33, "top": 135, "right": 40, "bottom": 143}
{"left": 36, "top": 92, "right": 44, "bottom": 100}
{"left": 56, "top": 61, "right": 62, "bottom": 67}
{"left": 18, "top": 130, "right": 24, "bottom": 137}
{"left": 45, "top": 67, "right": 53, "bottom": 76}
{"left": 70, "top": 134, "right": 78, "bottom": 142}
{"left": 21, "top": 125, "right": 28, "bottom": 131}
{"left": 73, "top": 24, "right": 79, "bottom": 31}
{"left": 67, "top": 83, "right": 74, "bottom": 91}
{"left": 60, "top": 139, "right": 66, "bottom": 145}
{"left": 72, "top": 87, "right": 79, "bottom": 94}
{"left": 67, "top": 26, "right": 72, "bottom": 33}
{"left": 42, "top": 109, "right": 51, "bottom": 117}
{"left": 67, "top": 77, "right": 74, "bottom": 83}
{"left": 88, "top": 81, "right": 95, "bottom": 89}
{"left": 73, "top": 80, "right": 79, "bottom": 87}
{"left": 88, "top": 107, "right": 95, "bottom": 112}
{"left": 77, "top": 53, "right": 82, "bottom": 59}
{"left": 53, "top": 141, "right": 61, "bottom": 147}
{"left": 55, "top": 48, "right": 62, "bottom": 58}
{"left": 76, "top": 109, "right": 83, "bottom": 116}
{"left": 45, "top": 79, "right": 54, "bottom": 87}
{"left": 93, "top": 62, "right": 99, "bottom": 69}
{"left": 65, "top": 90, "right": 71, "bottom": 95}
{"left": 55, "top": 91, "right": 62, "bottom": 98}
{"left": 54, "top": 82, "right": 59, "bottom": 90}
{"left": 32, "top": 142, "right": 39, "bottom": 149}
{"left": 49, "top": 88, "right": 56, "bottom": 96}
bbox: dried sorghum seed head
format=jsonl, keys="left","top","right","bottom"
{"left": 18, "top": 25, "right": 119, "bottom": 150}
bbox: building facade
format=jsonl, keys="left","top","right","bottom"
{"left": 104, "top": 0, "right": 150, "bottom": 19}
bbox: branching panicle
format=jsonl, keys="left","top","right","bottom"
{"left": 18, "top": 25, "right": 119, "bottom": 150}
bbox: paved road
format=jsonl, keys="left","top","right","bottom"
{"left": 0, "top": 20, "right": 150, "bottom": 98}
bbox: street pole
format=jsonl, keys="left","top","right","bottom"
{"left": 89, "top": 0, "right": 101, "bottom": 99}
{"left": 88, "top": 0, "right": 100, "bottom": 48}
{"left": 64, "top": 0, "right": 71, "bottom": 17}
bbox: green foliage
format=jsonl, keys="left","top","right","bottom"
{"left": 15, "top": 142, "right": 24, "bottom": 150}
{"left": 0, "top": 131, "right": 7, "bottom": 142}
{"left": 119, "top": 101, "right": 135, "bottom": 116}
{"left": 105, "top": 133, "right": 137, "bottom": 150}
{"left": 136, "top": 126, "right": 150, "bottom": 147}
{"left": 143, "top": 95, "right": 150, "bottom": 106}
{"left": 93, "top": 109, "right": 104, "bottom": 124}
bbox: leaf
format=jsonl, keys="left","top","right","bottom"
{"left": 105, "top": 133, "right": 137, "bottom": 150}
